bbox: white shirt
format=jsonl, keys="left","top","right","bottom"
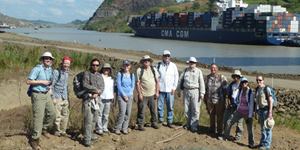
{"left": 100, "top": 74, "right": 114, "bottom": 99}
{"left": 156, "top": 61, "right": 179, "bottom": 92}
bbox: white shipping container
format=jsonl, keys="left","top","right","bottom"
{"left": 141, "top": 22, "right": 146, "bottom": 27}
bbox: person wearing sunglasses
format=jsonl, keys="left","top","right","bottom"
{"left": 218, "top": 77, "right": 255, "bottom": 149}
{"left": 82, "top": 58, "right": 105, "bottom": 147}
{"left": 255, "top": 75, "right": 273, "bottom": 150}
{"left": 26, "top": 52, "right": 56, "bottom": 150}
{"left": 155, "top": 50, "right": 179, "bottom": 128}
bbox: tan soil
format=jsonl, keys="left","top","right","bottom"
{"left": 0, "top": 32, "right": 299, "bottom": 150}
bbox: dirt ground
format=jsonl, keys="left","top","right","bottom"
{"left": 0, "top": 32, "right": 300, "bottom": 150}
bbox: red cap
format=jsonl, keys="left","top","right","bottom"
{"left": 62, "top": 57, "right": 73, "bottom": 63}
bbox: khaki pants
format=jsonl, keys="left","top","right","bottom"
{"left": 207, "top": 101, "right": 225, "bottom": 134}
{"left": 183, "top": 89, "right": 201, "bottom": 131}
{"left": 137, "top": 95, "right": 157, "bottom": 126}
{"left": 54, "top": 96, "right": 69, "bottom": 134}
{"left": 82, "top": 98, "right": 98, "bottom": 141}
{"left": 31, "top": 92, "right": 56, "bottom": 140}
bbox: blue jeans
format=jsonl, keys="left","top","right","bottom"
{"left": 158, "top": 92, "right": 174, "bottom": 123}
{"left": 258, "top": 109, "right": 272, "bottom": 149}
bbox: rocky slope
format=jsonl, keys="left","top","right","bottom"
{"left": 0, "top": 13, "right": 33, "bottom": 27}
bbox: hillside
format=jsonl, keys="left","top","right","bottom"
{"left": 0, "top": 13, "right": 33, "bottom": 27}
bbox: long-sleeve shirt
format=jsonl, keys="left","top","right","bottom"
{"left": 51, "top": 66, "right": 69, "bottom": 100}
{"left": 117, "top": 72, "right": 135, "bottom": 97}
{"left": 83, "top": 70, "right": 104, "bottom": 97}
{"left": 204, "top": 73, "right": 228, "bottom": 104}
{"left": 177, "top": 67, "right": 205, "bottom": 97}
{"left": 234, "top": 87, "right": 255, "bottom": 118}
{"left": 100, "top": 74, "right": 114, "bottom": 99}
{"left": 155, "top": 61, "right": 178, "bottom": 92}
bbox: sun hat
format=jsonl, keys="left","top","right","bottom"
{"left": 232, "top": 70, "right": 242, "bottom": 78}
{"left": 102, "top": 63, "right": 111, "bottom": 69}
{"left": 39, "top": 52, "right": 55, "bottom": 61}
{"left": 240, "top": 77, "right": 248, "bottom": 82}
{"left": 62, "top": 57, "right": 73, "bottom": 63}
{"left": 186, "top": 57, "right": 198, "bottom": 63}
{"left": 140, "top": 55, "right": 153, "bottom": 64}
{"left": 163, "top": 50, "right": 171, "bottom": 55}
{"left": 123, "top": 60, "right": 131, "bottom": 65}
{"left": 264, "top": 118, "right": 275, "bottom": 129}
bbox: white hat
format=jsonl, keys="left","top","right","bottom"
{"left": 140, "top": 55, "right": 153, "bottom": 64}
{"left": 186, "top": 57, "right": 198, "bottom": 63}
{"left": 264, "top": 118, "right": 275, "bottom": 129}
{"left": 39, "top": 52, "right": 55, "bottom": 61}
{"left": 163, "top": 50, "right": 171, "bottom": 55}
{"left": 232, "top": 70, "right": 243, "bottom": 78}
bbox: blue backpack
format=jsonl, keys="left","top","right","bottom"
{"left": 256, "top": 86, "right": 278, "bottom": 108}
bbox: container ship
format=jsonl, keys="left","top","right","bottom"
{"left": 128, "top": 0, "right": 300, "bottom": 45}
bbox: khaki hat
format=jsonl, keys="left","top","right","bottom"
{"left": 140, "top": 55, "right": 153, "bottom": 64}
{"left": 39, "top": 52, "right": 55, "bottom": 61}
{"left": 264, "top": 118, "right": 275, "bottom": 129}
{"left": 232, "top": 70, "right": 242, "bottom": 78}
{"left": 186, "top": 57, "right": 198, "bottom": 63}
{"left": 102, "top": 63, "right": 111, "bottom": 69}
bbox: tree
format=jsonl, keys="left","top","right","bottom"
{"left": 192, "top": 2, "right": 200, "bottom": 10}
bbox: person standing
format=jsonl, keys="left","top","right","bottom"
{"left": 114, "top": 60, "right": 135, "bottom": 135}
{"left": 95, "top": 63, "right": 114, "bottom": 135}
{"left": 82, "top": 58, "right": 104, "bottom": 147}
{"left": 51, "top": 57, "right": 73, "bottom": 138}
{"left": 27, "top": 52, "right": 56, "bottom": 150}
{"left": 177, "top": 57, "right": 205, "bottom": 132}
{"left": 136, "top": 55, "right": 160, "bottom": 131}
{"left": 155, "top": 50, "right": 179, "bottom": 128}
{"left": 218, "top": 77, "right": 255, "bottom": 149}
{"left": 255, "top": 75, "right": 273, "bottom": 150}
{"left": 204, "top": 63, "right": 227, "bottom": 135}
{"left": 224, "top": 70, "right": 243, "bottom": 140}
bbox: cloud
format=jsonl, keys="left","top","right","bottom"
{"left": 1, "top": 0, "right": 26, "bottom": 5}
{"left": 48, "top": 8, "right": 62, "bottom": 16}
{"left": 28, "top": 9, "right": 39, "bottom": 18}
{"left": 76, "top": 9, "right": 94, "bottom": 17}
{"left": 32, "top": 0, "right": 44, "bottom": 5}
{"left": 50, "top": 0, "right": 75, "bottom": 7}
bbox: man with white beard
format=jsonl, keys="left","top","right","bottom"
{"left": 177, "top": 57, "right": 205, "bottom": 133}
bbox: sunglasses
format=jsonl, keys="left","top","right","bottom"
{"left": 256, "top": 79, "right": 262, "bottom": 82}
{"left": 163, "top": 55, "right": 170, "bottom": 57}
{"left": 44, "top": 57, "right": 52, "bottom": 60}
{"left": 92, "top": 64, "right": 100, "bottom": 67}
{"left": 144, "top": 59, "right": 151, "bottom": 62}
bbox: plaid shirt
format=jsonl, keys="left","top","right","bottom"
{"left": 204, "top": 73, "right": 227, "bottom": 104}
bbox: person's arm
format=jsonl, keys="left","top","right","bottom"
{"left": 249, "top": 89, "right": 254, "bottom": 118}
{"left": 177, "top": 69, "right": 185, "bottom": 97}
{"left": 267, "top": 87, "right": 273, "bottom": 119}
{"left": 117, "top": 73, "right": 126, "bottom": 97}
{"left": 82, "top": 71, "right": 99, "bottom": 94}
{"left": 154, "top": 68, "right": 160, "bottom": 99}
{"left": 135, "top": 69, "right": 143, "bottom": 101}
{"left": 172, "top": 64, "right": 179, "bottom": 95}
{"left": 199, "top": 69, "right": 205, "bottom": 100}
{"left": 222, "top": 75, "right": 228, "bottom": 101}
{"left": 26, "top": 67, "right": 50, "bottom": 85}
{"left": 50, "top": 70, "right": 59, "bottom": 105}
{"left": 129, "top": 74, "right": 135, "bottom": 96}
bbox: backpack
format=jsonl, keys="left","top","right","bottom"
{"left": 73, "top": 71, "right": 91, "bottom": 99}
{"left": 179, "top": 68, "right": 187, "bottom": 90}
{"left": 256, "top": 86, "right": 278, "bottom": 108}
{"left": 114, "top": 72, "right": 133, "bottom": 94}
{"left": 139, "top": 66, "right": 157, "bottom": 83}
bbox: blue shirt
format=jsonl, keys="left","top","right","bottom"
{"left": 51, "top": 66, "right": 69, "bottom": 100}
{"left": 117, "top": 72, "right": 135, "bottom": 97}
{"left": 28, "top": 64, "right": 53, "bottom": 92}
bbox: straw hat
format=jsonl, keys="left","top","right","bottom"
{"left": 264, "top": 118, "right": 275, "bottom": 129}
{"left": 39, "top": 52, "right": 55, "bottom": 61}
{"left": 232, "top": 70, "right": 243, "bottom": 78}
{"left": 140, "top": 55, "right": 153, "bottom": 64}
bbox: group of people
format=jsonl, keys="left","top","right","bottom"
{"left": 27, "top": 51, "right": 274, "bottom": 150}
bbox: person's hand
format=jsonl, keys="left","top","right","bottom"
{"left": 228, "top": 105, "right": 232, "bottom": 111}
{"left": 155, "top": 92, "right": 159, "bottom": 99}
{"left": 139, "top": 94, "right": 143, "bottom": 102}
{"left": 92, "top": 94, "right": 98, "bottom": 99}
{"left": 42, "top": 80, "right": 51, "bottom": 85}
{"left": 171, "top": 89, "right": 175, "bottom": 95}
{"left": 123, "top": 95, "right": 127, "bottom": 100}
{"left": 178, "top": 93, "right": 181, "bottom": 98}
{"left": 254, "top": 113, "right": 257, "bottom": 120}
{"left": 200, "top": 95, "right": 204, "bottom": 100}
{"left": 268, "top": 112, "right": 273, "bottom": 119}
{"left": 53, "top": 99, "right": 57, "bottom": 105}
{"left": 97, "top": 90, "right": 101, "bottom": 94}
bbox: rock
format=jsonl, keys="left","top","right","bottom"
{"left": 278, "top": 108, "right": 285, "bottom": 113}
{"left": 177, "top": 145, "right": 185, "bottom": 149}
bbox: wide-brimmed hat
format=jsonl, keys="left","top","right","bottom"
{"left": 123, "top": 60, "right": 131, "bottom": 65}
{"left": 163, "top": 50, "right": 171, "bottom": 55}
{"left": 140, "top": 55, "right": 153, "bottom": 64}
{"left": 39, "top": 52, "right": 55, "bottom": 61}
{"left": 102, "top": 63, "right": 111, "bottom": 69}
{"left": 186, "top": 57, "right": 198, "bottom": 63}
{"left": 264, "top": 118, "right": 275, "bottom": 129}
{"left": 232, "top": 70, "right": 242, "bottom": 78}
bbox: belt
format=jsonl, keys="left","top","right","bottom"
{"left": 32, "top": 90, "right": 49, "bottom": 94}
{"left": 185, "top": 88, "right": 199, "bottom": 90}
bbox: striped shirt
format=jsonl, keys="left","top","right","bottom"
{"left": 51, "top": 67, "right": 69, "bottom": 100}
{"left": 237, "top": 94, "right": 249, "bottom": 114}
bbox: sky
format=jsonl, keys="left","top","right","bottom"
{"left": 0, "top": 0, "right": 104, "bottom": 24}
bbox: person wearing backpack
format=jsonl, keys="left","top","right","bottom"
{"left": 136, "top": 55, "right": 160, "bottom": 131}
{"left": 95, "top": 63, "right": 114, "bottom": 135}
{"left": 26, "top": 52, "right": 56, "bottom": 150}
{"left": 51, "top": 57, "right": 73, "bottom": 138}
{"left": 255, "top": 75, "right": 273, "bottom": 150}
{"left": 114, "top": 60, "right": 135, "bottom": 135}
{"left": 155, "top": 50, "right": 179, "bottom": 128}
{"left": 82, "top": 58, "right": 104, "bottom": 147}
{"left": 177, "top": 57, "right": 205, "bottom": 133}
{"left": 218, "top": 77, "right": 255, "bottom": 149}
{"left": 223, "top": 70, "right": 243, "bottom": 141}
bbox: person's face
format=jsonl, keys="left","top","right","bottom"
{"left": 91, "top": 61, "right": 100, "bottom": 72}
{"left": 103, "top": 68, "right": 110, "bottom": 75}
{"left": 256, "top": 76, "right": 264, "bottom": 86}
{"left": 211, "top": 64, "right": 218, "bottom": 74}
{"left": 143, "top": 59, "right": 151, "bottom": 67}
{"left": 232, "top": 75, "right": 241, "bottom": 82}
{"left": 62, "top": 60, "right": 70, "bottom": 70}
{"left": 241, "top": 81, "right": 248, "bottom": 88}
{"left": 163, "top": 54, "right": 170, "bottom": 62}
{"left": 123, "top": 64, "right": 131, "bottom": 72}
{"left": 43, "top": 57, "right": 53, "bottom": 66}
{"left": 189, "top": 62, "right": 196, "bottom": 68}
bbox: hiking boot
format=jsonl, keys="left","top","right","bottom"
{"left": 138, "top": 125, "right": 146, "bottom": 131}
{"left": 42, "top": 130, "right": 51, "bottom": 139}
{"left": 151, "top": 124, "right": 159, "bottom": 129}
{"left": 115, "top": 130, "right": 121, "bottom": 135}
{"left": 158, "top": 121, "right": 163, "bottom": 126}
{"left": 167, "top": 123, "right": 175, "bottom": 128}
{"left": 191, "top": 128, "right": 197, "bottom": 133}
{"left": 54, "top": 131, "right": 61, "bottom": 137}
{"left": 217, "top": 136, "right": 227, "bottom": 141}
{"left": 95, "top": 130, "right": 103, "bottom": 135}
{"left": 30, "top": 138, "right": 41, "bottom": 150}
{"left": 248, "top": 145, "right": 254, "bottom": 149}
{"left": 83, "top": 140, "right": 91, "bottom": 147}
{"left": 91, "top": 136, "right": 98, "bottom": 141}
{"left": 103, "top": 130, "right": 110, "bottom": 133}
{"left": 234, "top": 136, "right": 241, "bottom": 141}
{"left": 122, "top": 130, "right": 128, "bottom": 135}
{"left": 61, "top": 132, "right": 71, "bottom": 138}
{"left": 183, "top": 125, "right": 190, "bottom": 130}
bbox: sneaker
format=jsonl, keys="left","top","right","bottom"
{"left": 61, "top": 132, "right": 71, "bottom": 138}
{"left": 191, "top": 128, "right": 197, "bottom": 133}
{"left": 183, "top": 125, "right": 190, "bottom": 130}
{"left": 30, "top": 138, "right": 40, "bottom": 150}
{"left": 158, "top": 121, "right": 163, "bottom": 127}
{"left": 95, "top": 130, "right": 103, "bottom": 135}
{"left": 42, "top": 130, "right": 51, "bottom": 139}
{"left": 151, "top": 124, "right": 159, "bottom": 129}
{"left": 54, "top": 132, "right": 61, "bottom": 137}
{"left": 217, "top": 136, "right": 227, "bottom": 141}
{"left": 248, "top": 145, "right": 254, "bottom": 149}
{"left": 83, "top": 140, "right": 91, "bottom": 147}
{"left": 91, "top": 136, "right": 98, "bottom": 141}
{"left": 259, "top": 146, "right": 269, "bottom": 150}
{"left": 122, "top": 130, "right": 128, "bottom": 135}
{"left": 115, "top": 130, "right": 121, "bottom": 135}
{"left": 103, "top": 130, "right": 110, "bottom": 133}
{"left": 167, "top": 123, "right": 175, "bottom": 128}
{"left": 138, "top": 125, "right": 146, "bottom": 131}
{"left": 234, "top": 136, "right": 241, "bottom": 141}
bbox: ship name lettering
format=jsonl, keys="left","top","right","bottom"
{"left": 161, "top": 30, "right": 173, "bottom": 37}
{"left": 176, "top": 30, "right": 189, "bottom": 38}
